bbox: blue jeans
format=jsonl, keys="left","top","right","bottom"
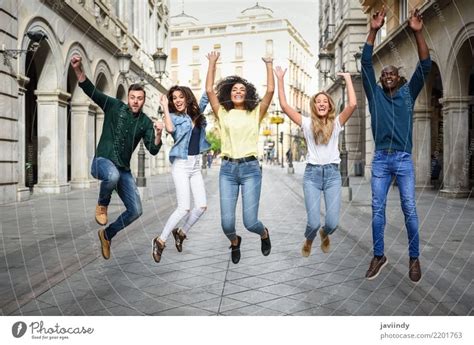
{"left": 219, "top": 159, "right": 265, "bottom": 240}
{"left": 303, "top": 163, "right": 341, "bottom": 241}
{"left": 91, "top": 157, "right": 143, "bottom": 240}
{"left": 371, "top": 150, "right": 419, "bottom": 257}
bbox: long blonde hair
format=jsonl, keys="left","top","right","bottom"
{"left": 309, "top": 91, "right": 336, "bottom": 145}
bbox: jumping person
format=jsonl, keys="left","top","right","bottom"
{"left": 70, "top": 55, "right": 163, "bottom": 260}
{"left": 151, "top": 87, "right": 210, "bottom": 263}
{"left": 362, "top": 7, "right": 431, "bottom": 282}
{"left": 274, "top": 67, "right": 356, "bottom": 257}
{"left": 205, "top": 51, "right": 274, "bottom": 264}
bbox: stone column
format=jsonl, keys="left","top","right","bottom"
{"left": 16, "top": 74, "right": 31, "bottom": 201}
{"left": 34, "top": 90, "right": 71, "bottom": 194}
{"left": 413, "top": 106, "right": 432, "bottom": 189}
{"left": 70, "top": 102, "right": 96, "bottom": 189}
{"left": 440, "top": 96, "right": 471, "bottom": 198}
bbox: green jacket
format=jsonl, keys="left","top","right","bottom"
{"left": 79, "top": 78, "right": 162, "bottom": 170}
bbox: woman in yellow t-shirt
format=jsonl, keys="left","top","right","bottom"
{"left": 205, "top": 51, "right": 274, "bottom": 264}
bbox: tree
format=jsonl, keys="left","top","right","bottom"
{"left": 206, "top": 130, "right": 221, "bottom": 154}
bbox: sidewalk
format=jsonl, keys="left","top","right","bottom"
{"left": 0, "top": 162, "right": 472, "bottom": 316}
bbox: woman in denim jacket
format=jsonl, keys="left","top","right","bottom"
{"left": 152, "top": 86, "right": 210, "bottom": 263}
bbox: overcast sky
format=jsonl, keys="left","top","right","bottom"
{"left": 169, "top": 0, "right": 319, "bottom": 52}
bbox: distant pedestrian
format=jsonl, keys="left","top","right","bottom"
{"left": 205, "top": 51, "right": 274, "bottom": 264}
{"left": 70, "top": 55, "right": 163, "bottom": 260}
{"left": 362, "top": 7, "right": 431, "bottom": 282}
{"left": 207, "top": 150, "right": 214, "bottom": 168}
{"left": 151, "top": 87, "right": 210, "bottom": 263}
{"left": 274, "top": 68, "right": 356, "bottom": 258}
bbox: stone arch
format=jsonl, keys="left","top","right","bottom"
{"left": 444, "top": 23, "right": 474, "bottom": 98}
{"left": 93, "top": 60, "right": 114, "bottom": 94}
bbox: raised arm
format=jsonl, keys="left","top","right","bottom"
{"left": 205, "top": 52, "right": 221, "bottom": 117}
{"left": 408, "top": 9, "right": 429, "bottom": 61}
{"left": 198, "top": 91, "right": 209, "bottom": 114}
{"left": 71, "top": 55, "right": 116, "bottom": 112}
{"left": 407, "top": 8, "right": 432, "bottom": 99}
{"left": 337, "top": 72, "right": 357, "bottom": 126}
{"left": 159, "top": 94, "right": 174, "bottom": 133}
{"left": 259, "top": 57, "right": 275, "bottom": 121}
{"left": 274, "top": 66, "right": 302, "bottom": 126}
{"left": 362, "top": 6, "right": 386, "bottom": 101}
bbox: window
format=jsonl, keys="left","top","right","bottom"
{"left": 235, "top": 42, "right": 243, "bottom": 59}
{"left": 265, "top": 40, "right": 273, "bottom": 58}
{"left": 399, "top": 0, "right": 408, "bottom": 23}
{"left": 376, "top": 25, "right": 387, "bottom": 44}
{"left": 191, "top": 69, "right": 200, "bottom": 87}
{"left": 337, "top": 42, "right": 343, "bottom": 72}
{"left": 215, "top": 67, "right": 221, "bottom": 81}
{"left": 171, "top": 71, "right": 178, "bottom": 84}
{"left": 189, "top": 28, "right": 205, "bottom": 36}
{"left": 192, "top": 46, "right": 200, "bottom": 64}
{"left": 213, "top": 44, "right": 221, "bottom": 61}
{"left": 171, "top": 31, "right": 183, "bottom": 37}
{"left": 171, "top": 48, "right": 178, "bottom": 64}
{"left": 210, "top": 26, "right": 226, "bottom": 34}
{"left": 235, "top": 66, "right": 243, "bottom": 76}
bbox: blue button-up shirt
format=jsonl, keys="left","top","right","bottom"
{"left": 168, "top": 93, "right": 211, "bottom": 163}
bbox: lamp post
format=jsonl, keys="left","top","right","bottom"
{"left": 270, "top": 104, "right": 284, "bottom": 165}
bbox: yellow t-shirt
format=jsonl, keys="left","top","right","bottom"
{"left": 218, "top": 104, "right": 263, "bottom": 158}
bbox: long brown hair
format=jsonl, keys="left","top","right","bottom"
{"left": 309, "top": 91, "right": 336, "bottom": 145}
{"left": 167, "top": 85, "right": 205, "bottom": 127}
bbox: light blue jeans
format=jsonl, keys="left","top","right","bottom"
{"left": 219, "top": 159, "right": 265, "bottom": 241}
{"left": 91, "top": 157, "right": 143, "bottom": 240}
{"left": 371, "top": 150, "right": 419, "bottom": 257}
{"left": 303, "top": 163, "right": 341, "bottom": 241}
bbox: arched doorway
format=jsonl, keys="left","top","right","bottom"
{"left": 429, "top": 62, "right": 443, "bottom": 189}
{"left": 24, "top": 47, "right": 39, "bottom": 190}
{"left": 94, "top": 72, "right": 110, "bottom": 152}
{"left": 116, "top": 84, "right": 127, "bottom": 102}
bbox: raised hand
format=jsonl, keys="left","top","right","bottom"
{"left": 262, "top": 57, "right": 273, "bottom": 64}
{"left": 274, "top": 66, "right": 287, "bottom": 80}
{"left": 70, "top": 55, "right": 82, "bottom": 69}
{"left": 206, "top": 51, "right": 220, "bottom": 64}
{"left": 336, "top": 72, "right": 351, "bottom": 79}
{"left": 370, "top": 5, "right": 386, "bottom": 31}
{"left": 408, "top": 8, "right": 423, "bottom": 32}
{"left": 159, "top": 94, "right": 168, "bottom": 109}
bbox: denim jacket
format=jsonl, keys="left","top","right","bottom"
{"left": 168, "top": 93, "right": 211, "bottom": 163}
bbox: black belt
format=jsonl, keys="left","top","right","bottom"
{"left": 222, "top": 156, "right": 257, "bottom": 163}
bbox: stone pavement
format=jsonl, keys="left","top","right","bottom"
{"left": 0, "top": 161, "right": 472, "bottom": 316}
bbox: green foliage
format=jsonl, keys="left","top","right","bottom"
{"left": 206, "top": 131, "right": 221, "bottom": 153}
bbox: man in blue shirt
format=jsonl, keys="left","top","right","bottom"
{"left": 362, "top": 7, "right": 431, "bottom": 282}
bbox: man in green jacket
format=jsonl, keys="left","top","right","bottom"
{"left": 71, "top": 55, "right": 163, "bottom": 260}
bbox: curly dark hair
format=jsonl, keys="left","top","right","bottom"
{"left": 167, "top": 85, "right": 206, "bottom": 127}
{"left": 215, "top": 75, "right": 259, "bottom": 111}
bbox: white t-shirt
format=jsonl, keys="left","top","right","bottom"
{"left": 301, "top": 115, "right": 343, "bottom": 165}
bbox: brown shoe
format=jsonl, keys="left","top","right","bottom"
{"left": 95, "top": 205, "right": 108, "bottom": 226}
{"left": 301, "top": 239, "right": 313, "bottom": 257}
{"left": 97, "top": 229, "right": 111, "bottom": 260}
{"left": 172, "top": 228, "right": 187, "bottom": 252}
{"left": 409, "top": 258, "right": 422, "bottom": 282}
{"left": 365, "top": 256, "right": 388, "bottom": 280}
{"left": 319, "top": 229, "right": 330, "bottom": 253}
{"left": 152, "top": 237, "right": 165, "bottom": 263}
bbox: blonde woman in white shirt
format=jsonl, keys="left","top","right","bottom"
{"left": 274, "top": 67, "right": 356, "bottom": 256}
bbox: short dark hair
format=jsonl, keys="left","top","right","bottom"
{"left": 216, "top": 75, "right": 259, "bottom": 111}
{"left": 128, "top": 83, "right": 146, "bottom": 97}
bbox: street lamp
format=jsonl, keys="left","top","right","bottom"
{"left": 318, "top": 51, "right": 335, "bottom": 82}
{"left": 1, "top": 30, "right": 47, "bottom": 68}
{"left": 270, "top": 103, "right": 284, "bottom": 166}
{"left": 117, "top": 46, "right": 168, "bottom": 84}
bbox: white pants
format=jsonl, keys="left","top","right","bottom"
{"left": 160, "top": 155, "right": 207, "bottom": 242}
